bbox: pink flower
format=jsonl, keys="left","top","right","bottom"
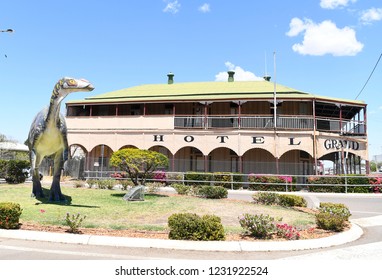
{"left": 40, "top": 209, "right": 45, "bottom": 213}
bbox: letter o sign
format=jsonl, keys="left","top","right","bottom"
{"left": 184, "top": 135, "right": 195, "bottom": 143}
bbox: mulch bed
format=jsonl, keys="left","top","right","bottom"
{"left": 18, "top": 221, "right": 340, "bottom": 242}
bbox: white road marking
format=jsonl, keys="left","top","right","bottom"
{"left": 0, "top": 244, "right": 165, "bottom": 260}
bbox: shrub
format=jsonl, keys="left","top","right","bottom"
{"left": 86, "top": 178, "right": 98, "bottom": 188}
{"left": 97, "top": 179, "right": 117, "bottom": 190}
{"left": 252, "top": 192, "right": 279, "bottom": 205}
{"left": 172, "top": 183, "right": 192, "bottom": 195}
{"left": 278, "top": 194, "right": 307, "bottom": 207}
{"left": 238, "top": 213, "right": 279, "bottom": 239}
{"left": 247, "top": 174, "right": 295, "bottom": 192}
{"left": 145, "top": 182, "right": 164, "bottom": 193}
{"left": 0, "top": 202, "right": 23, "bottom": 229}
{"left": 184, "top": 172, "right": 212, "bottom": 186}
{"left": 252, "top": 193, "right": 307, "bottom": 207}
{"left": 3, "top": 160, "right": 30, "bottom": 184}
{"left": 65, "top": 212, "right": 86, "bottom": 233}
{"left": 168, "top": 213, "right": 225, "bottom": 241}
{"left": 199, "top": 215, "right": 226, "bottom": 241}
{"left": 213, "top": 172, "right": 243, "bottom": 189}
{"left": 166, "top": 172, "right": 184, "bottom": 185}
{"left": 316, "top": 202, "right": 351, "bottom": 231}
{"left": 73, "top": 180, "right": 85, "bottom": 188}
{"left": 198, "top": 185, "right": 228, "bottom": 199}
{"left": 118, "top": 179, "right": 133, "bottom": 191}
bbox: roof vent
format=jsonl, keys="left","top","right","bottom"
{"left": 167, "top": 72, "right": 174, "bottom": 84}
{"left": 263, "top": 75, "right": 271, "bottom": 81}
{"left": 227, "top": 70, "right": 235, "bottom": 82}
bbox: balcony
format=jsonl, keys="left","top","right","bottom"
{"left": 174, "top": 115, "right": 365, "bottom": 135}
{"left": 67, "top": 114, "right": 366, "bottom": 136}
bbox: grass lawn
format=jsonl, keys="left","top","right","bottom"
{"left": 0, "top": 183, "right": 316, "bottom": 234}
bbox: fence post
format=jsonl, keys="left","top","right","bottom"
{"left": 345, "top": 175, "right": 348, "bottom": 193}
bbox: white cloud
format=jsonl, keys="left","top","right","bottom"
{"left": 215, "top": 62, "right": 264, "bottom": 81}
{"left": 199, "top": 3, "right": 210, "bottom": 13}
{"left": 320, "top": 0, "right": 356, "bottom": 10}
{"left": 286, "top": 17, "right": 363, "bottom": 56}
{"left": 360, "top": 8, "right": 382, "bottom": 25}
{"left": 163, "top": 0, "right": 180, "bottom": 14}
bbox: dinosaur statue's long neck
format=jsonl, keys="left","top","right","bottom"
{"left": 46, "top": 84, "right": 64, "bottom": 127}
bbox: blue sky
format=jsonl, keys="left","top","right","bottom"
{"left": 0, "top": 0, "right": 381, "bottom": 159}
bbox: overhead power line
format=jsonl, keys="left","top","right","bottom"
{"left": 355, "top": 52, "right": 382, "bottom": 100}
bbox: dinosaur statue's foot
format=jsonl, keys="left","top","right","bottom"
{"left": 49, "top": 183, "right": 67, "bottom": 203}
{"left": 48, "top": 192, "right": 67, "bottom": 203}
{"left": 32, "top": 180, "right": 45, "bottom": 199}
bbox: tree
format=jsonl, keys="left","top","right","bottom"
{"left": 0, "top": 133, "right": 6, "bottom": 142}
{"left": 109, "top": 148, "right": 169, "bottom": 186}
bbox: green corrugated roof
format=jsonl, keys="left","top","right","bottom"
{"left": 66, "top": 80, "right": 365, "bottom": 105}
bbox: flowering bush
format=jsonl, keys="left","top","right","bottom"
{"left": 111, "top": 172, "right": 128, "bottom": 179}
{"left": 276, "top": 223, "right": 300, "bottom": 240}
{"left": 369, "top": 176, "right": 382, "bottom": 193}
{"left": 278, "top": 176, "right": 293, "bottom": 183}
{"left": 65, "top": 213, "right": 86, "bottom": 233}
{"left": 153, "top": 170, "right": 167, "bottom": 183}
{"left": 247, "top": 174, "right": 295, "bottom": 192}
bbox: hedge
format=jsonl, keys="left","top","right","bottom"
{"left": 0, "top": 159, "right": 30, "bottom": 184}
{"left": 213, "top": 172, "right": 242, "bottom": 189}
{"left": 307, "top": 175, "right": 372, "bottom": 193}
{"left": 184, "top": 172, "right": 213, "bottom": 186}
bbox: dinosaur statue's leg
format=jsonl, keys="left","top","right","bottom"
{"left": 30, "top": 150, "right": 44, "bottom": 198}
{"left": 49, "top": 150, "right": 66, "bottom": 202}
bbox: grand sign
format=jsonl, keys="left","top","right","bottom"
{"left": 323, "top": 139, "right": 359, "bottom": 151}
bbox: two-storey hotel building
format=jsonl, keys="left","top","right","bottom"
{"left": 65, "top": 72, "right": 368, "bottom": 177}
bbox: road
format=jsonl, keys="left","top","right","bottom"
{"left": 0, "top": 191, "right": 381, "bottom": 260}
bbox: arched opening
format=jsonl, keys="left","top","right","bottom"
{"left": 320, "top": 151, "right": 364, "bottom": 175}
{"left": 174, "top": 146, "right": 204, "bottom": 172}
{"left": 66, "top": 144, "right": 88, "bottom": 179}
{"left": 279, "top": 150, "right": 314, "bottom": 188}
{"left": 242, "top": 148, "right": 275, "bottom": 174}
{"left": 87, "top": 145, "right": 113, "bottom": 177}
{"left": 279, "top": 150, "right": 314, "bottom": 176}
{"left": 208, "top": 147, "right": 238, "bottom": 172}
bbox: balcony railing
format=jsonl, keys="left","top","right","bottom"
{"left": 174, "top": 115, "right": 365, "bottom": 135}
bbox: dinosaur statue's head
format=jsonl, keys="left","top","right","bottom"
{"left": 51, "top": 77, "right": 94, "bottom": 104}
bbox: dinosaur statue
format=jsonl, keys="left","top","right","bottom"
{"left": 26, "top": 77, "right": 94, "bottom": 201}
